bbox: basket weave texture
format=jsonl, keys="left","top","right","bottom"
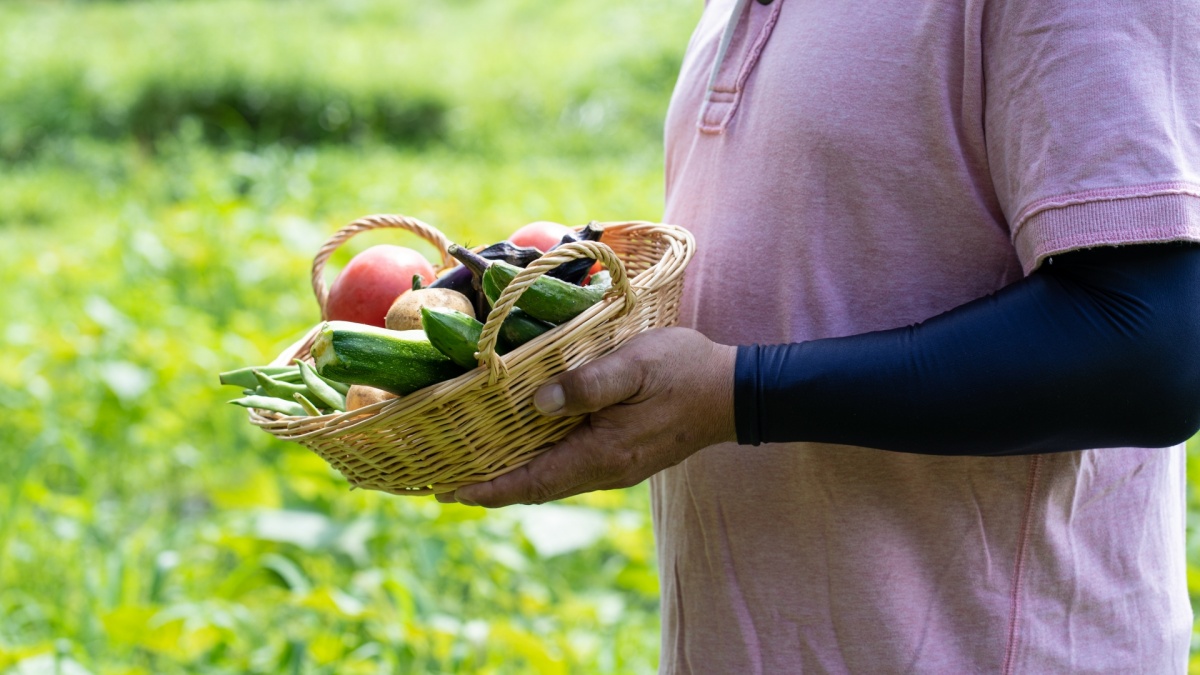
{"left": 247, "top": 214, "right": 695, "bottom": 496}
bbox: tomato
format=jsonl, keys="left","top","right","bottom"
{"left": 507, "top": 221, "right": 573, "bottom": 252}
{"left": 325, "top": 245, "right": 436, "bottom": 327}
{"left": 508, "top": 220, "right": 603, "bottom": 278}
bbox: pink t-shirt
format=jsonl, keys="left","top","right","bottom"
{"left": 653, "top": 0, "right": 1200, "bottom": 672}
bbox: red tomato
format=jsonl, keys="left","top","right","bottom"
{"left": 507, "top": 221, "right": 573, "bottom": 252}
{"left": 508, "top": 221, "right": 604, "bottom": 278}
{"left": 325, "top": 245, "right": 436, "bottom": 327}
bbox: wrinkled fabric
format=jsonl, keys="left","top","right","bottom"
{"left": 736, "top": 243, "right": 1200, "bottom": 454}
{"left": 652, "top": 0, "right": 1200, "bottom": 672}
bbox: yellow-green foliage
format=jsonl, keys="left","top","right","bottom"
{"left": 0, "top": 0, "right": 698, "bottom": 672}
{"left": 0, "top": 0, "right": 690, "bottom": 158}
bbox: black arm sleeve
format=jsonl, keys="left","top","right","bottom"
{"left": 734, "top": 243, "right": 1200, "bottom": 455}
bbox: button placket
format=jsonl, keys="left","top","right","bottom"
{"left": 698, "top": 0, "right": 784, "bottom": 134}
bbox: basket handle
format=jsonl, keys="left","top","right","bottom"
{"left": 476, "top": 240, "right": 636, "bottom": 385}
{"left": 311, "top": 214, "right": 456, "bottom": 320}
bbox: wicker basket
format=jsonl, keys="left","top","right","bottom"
{"left": 246, "top": 213, "right": 695, "bottom": 496}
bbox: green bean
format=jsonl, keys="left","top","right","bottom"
{"left": 229, "top": 395, "right": 306, "bottom": 417}
{"left": 297, "top": 360, "right": 346, "bottom": 411}
{"left": 253, "top": 370, "right": 310, "bottom": 399}
{"left": 219, "top": 365, "right": 300, "bottom": 389}
{"left": 317, "top": 371, "right": 350, "bottom": 395}
{"left": 292, "top": 359, "right": 349, "bottom": 394}
{"left": 293, "top": 392, "right": 323, "bottom": 416}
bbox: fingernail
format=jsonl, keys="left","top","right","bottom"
{"left": 456, "top": 494, "right": 479, "bottom": 507}
{"left": 533, "top": 383, "right": 565, "bottom": 414}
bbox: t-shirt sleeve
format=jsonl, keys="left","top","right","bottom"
{"left": 983, "top": 0, "right": 1200, "bottom": 273}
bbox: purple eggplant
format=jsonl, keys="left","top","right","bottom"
{"left": 545, "top": 221, "right": 604, "bottom": 284}
{"left": 432, "top": 241, "right": 543, "bottom": 316}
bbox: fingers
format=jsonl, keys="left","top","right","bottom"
{"left": 533, "top": 350, "right": 644, "bottom": 416}
{"left": 452, "top": 425, "right": 613, "bottom": 507}
{"left": 438, "top": 351, "right": 644, "bottom": 507}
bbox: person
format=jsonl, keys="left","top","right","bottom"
{"left": 438, "top": 0, "right": 1200, "bottom": 671}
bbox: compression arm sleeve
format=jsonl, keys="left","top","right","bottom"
{"left": 734, "top": 243, "right": 1200, "bottom": 455}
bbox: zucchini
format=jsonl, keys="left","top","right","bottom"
{"left": 311, "top": 321, "right": 465, "bottom": 395}
{"left": 482, "top": 261, "right": 607, "bottom": 325}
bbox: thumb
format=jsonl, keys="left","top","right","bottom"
{"left": 533, "top": 351, "right": 644, "bottom": 416}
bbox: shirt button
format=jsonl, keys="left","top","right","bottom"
{"left": 756, "top": 0, "right": 774, "bottom": 4}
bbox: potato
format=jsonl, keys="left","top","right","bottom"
{"left": 345, "top": 385, "right": 398, "bottom": 410}
{"left": 385, "top": 288, "right": 475, "bottom": 331}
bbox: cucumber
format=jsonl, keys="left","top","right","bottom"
{"left": 423, "top": 305, "right": 563, "bottom": 368}
{"left": 499, "top": 308, "right": 554, "bottom": 350}
{"left": 310, "top": 321, "right": 465, "bottom": 395}
{"left": 421, "top": 307, "right": 490, "bottom": 369}
{"left": 482, "top": 261, "right": 607, "bottom": 325}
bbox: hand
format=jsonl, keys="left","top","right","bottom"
{"left": 436, "top": 327, "right": 737, "bottom": 507}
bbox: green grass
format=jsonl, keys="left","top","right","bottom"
{"left": 0, "top": 0, "right": 687, "bottom": 159}
{"left": 5, "top": 0, "right": 1200, "bottom": 673}
{"left": 0, "top": 144, "right": 676, "bottom": 674}
{"left": 0, "top": 0, "right": 697, "bottom": 671}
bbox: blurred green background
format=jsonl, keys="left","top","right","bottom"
{"left": 2, "top": 1, "right": 1199, "bottom": 673}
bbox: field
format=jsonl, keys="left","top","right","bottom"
{"left": 2, "top": 1, "right": 1199, "bottom": 673}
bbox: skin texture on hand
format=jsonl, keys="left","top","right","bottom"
{"left": 436, "top": 327, "right": 737, "bottom": 508}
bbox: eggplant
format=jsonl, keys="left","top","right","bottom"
{"left": 480, "top": 241, "right": 543, "bottom": 267}
{"left": 433, "top": 241, "right": 543, "bottom": 317}
{"left": 545, "top": 221, "right": 605, "bottom": 284}
{"left": 446, "top": 244, "right": 495, "bottom": 319}
{"left": 440, "top": 224, "right": 605, "bottom": 317}
{"left": 447, "top": 244, "right": 492, "bottom": 278}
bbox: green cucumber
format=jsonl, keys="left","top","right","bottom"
{"left": 421, "top": 307, "right": 490, "bottom": 369}
{"left": 423, "top": 305, "right": 564, "bottom": 367}
{"left": 310, "top": 321, "right": 465, "bottom": 395}
{"left": 482, "top": 261, "right": 607, "bottom": 325}
{"left": 499, "top": 308, "right": 554, "bottom": 350}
